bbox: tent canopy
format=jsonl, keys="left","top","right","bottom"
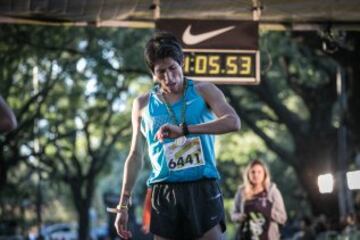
{"left": 0, "top": 0, "right": 360, "bottom": 30}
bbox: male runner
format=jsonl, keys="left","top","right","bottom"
{"left": 114, "top": 31, "right": 240, "bottom": 240}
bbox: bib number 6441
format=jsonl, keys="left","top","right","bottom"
{"left": 168, "top": 152, "right": 203, "bottom": 170}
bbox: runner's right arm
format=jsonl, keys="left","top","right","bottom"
{"left": 115, "top": 95, "right": 147, "bottom": 238}
{"left": 120, "top": 95, "right": 147, "bottom": 203}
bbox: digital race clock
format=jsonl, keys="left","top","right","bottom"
{"left": 183, "top": 49, "right": 258, "bottom": 83}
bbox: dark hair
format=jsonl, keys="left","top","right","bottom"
{"left": 144, "top": 31, "right": 184, "bottom": 72}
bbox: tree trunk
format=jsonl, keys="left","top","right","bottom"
{"left": 70, "top": 179, "right": 94, "bottom": 240}
{"left": 78, "top": 204, "right": 90, "bottom": 240}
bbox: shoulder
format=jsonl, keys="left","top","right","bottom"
{"left": 269, "top": 183, "right": 278, "bottom": 191}
{"left": 193, "top": 81, "right": 225, "bottom": 105}
{"left": 194, "top": 81, "right": 218, "bottom": 95}
{"left": 133, "top": 93, "right": 150, "bottom": 117}
{"left": 134, "top": 93, "right": 150, "bottom": 109}
{"left": 237, "top": 185, "right": 246, "bottom": 194}
{"left": 234, "top": 185, "right": 246, "bottom": 202}
{"left": 268, "top": 183, "right": 282, "bottom": 198}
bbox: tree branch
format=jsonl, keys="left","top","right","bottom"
{"left": 222, "top": 86, "right": 295, "bottom": 166}
{"left": 93, "top": 121, "right": 131, "bottom": 175}
{"left": 246, "top": 76, "right": 307, "bottom": 138}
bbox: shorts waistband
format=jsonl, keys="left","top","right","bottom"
{"left": 151, "top": 178, "right": 217, "bottom": 186}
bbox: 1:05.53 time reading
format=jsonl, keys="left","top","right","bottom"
{"left": 183, "top": 51, "right": 256, "bottom": 78}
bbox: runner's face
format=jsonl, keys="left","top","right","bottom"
{"left": 153, "top": 57, "right": 184, "bottom": 94}
{"left": 249, "top": 164, "right": 266, "bottom": 187}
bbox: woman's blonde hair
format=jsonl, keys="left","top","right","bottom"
{"left": 243, "top": 159, "right": 271, "bottom": 200}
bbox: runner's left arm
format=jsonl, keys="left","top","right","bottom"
{"left": 188, "top": 82, "right": 240, "bottom": 135}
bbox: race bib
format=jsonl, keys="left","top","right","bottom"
{"left": 163, "top": 137, "right": 205, "bottom": 171}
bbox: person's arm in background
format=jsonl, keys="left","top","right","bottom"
{"left": 231, "top": 186, "right": 246, "bottom": 223}
{"left": 270, "top": 185, "right": 287, "bottom": 225}
{"left": 0, "top": 96, "right": 17, "bottom": 133}
{"left": 114, "top": 95, "right": 147, "bottom": 239}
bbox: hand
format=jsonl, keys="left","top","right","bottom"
{"left": 155, "top": 124, "right": 182, "bottom": 142}
{"left": 232, "top": 213, "right": 247, "bottom": 223}
{"left": 114, "top": 209, "right": 132, "bottom": 239}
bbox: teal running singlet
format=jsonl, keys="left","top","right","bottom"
{"left": 141, "top": 80, "right": 220, "bottom": 185}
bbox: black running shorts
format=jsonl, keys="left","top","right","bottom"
{"left": 150, "top": 179, "right": 226, "bottom": 239}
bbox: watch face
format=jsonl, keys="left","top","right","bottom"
{"left": 174, "top": 136, "right": 187, "bottom": 146}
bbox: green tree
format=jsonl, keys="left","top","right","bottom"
{"left": 220, "top": 31, "right": 360, "bottom": 218}
{"left": 0, "top": 25, "right": 151, "bottom": 239}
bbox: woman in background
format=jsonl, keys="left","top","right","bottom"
{"left": 231, "top": 159, "right": 287, "bottom": 240}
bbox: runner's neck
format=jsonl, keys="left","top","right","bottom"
{"left": 160, "top": 91, "right": 183, "bottom": 104}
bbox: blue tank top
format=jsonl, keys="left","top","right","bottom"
{"left": 141, "top": 80, "right": 220, "bottom": 185}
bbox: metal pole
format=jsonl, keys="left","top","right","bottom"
{"left": 336, "top": 66, "right": 354, "bottom": 219}
{"left": 32, "top": 66, "right": 43, "bottom": 238}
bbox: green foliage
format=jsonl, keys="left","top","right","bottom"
{"left": 0, "top": 24, "right": 153, "bottom": 233}
{"left": 218, "top": 30, "right": 342, "bottom": 221}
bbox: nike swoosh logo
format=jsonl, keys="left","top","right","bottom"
{"left": 186, "top": 99, "right": 197, "bottom": 106}
{"left": 182, "top": 25, "right": 235, "bottom": 45}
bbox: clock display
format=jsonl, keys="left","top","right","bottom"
{"left": 183, "top": 50, "right": 258, "bottom": 83}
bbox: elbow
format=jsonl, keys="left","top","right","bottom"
{"left": 127, "top": 151, "right": 144, "bottom": 166}
{"left": 0, "top": 118, "right": 17, "bottom": 133}
{"left": 235, "top": 116, "right": 241, "bottom": 131}
{"left": 10, "top": 117, "right": 18, "bottom": 131}
{"left": 8, "top": 114, "right": 17, "bottom": 131}
{"left": 278, "top": 216, "right": 287, "bottom": 225}
{"left": 229, "top": 114, "right": 241, "bottom": 132}
{"left": 272, "top": 211, "right": 287, "bottom": 225}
